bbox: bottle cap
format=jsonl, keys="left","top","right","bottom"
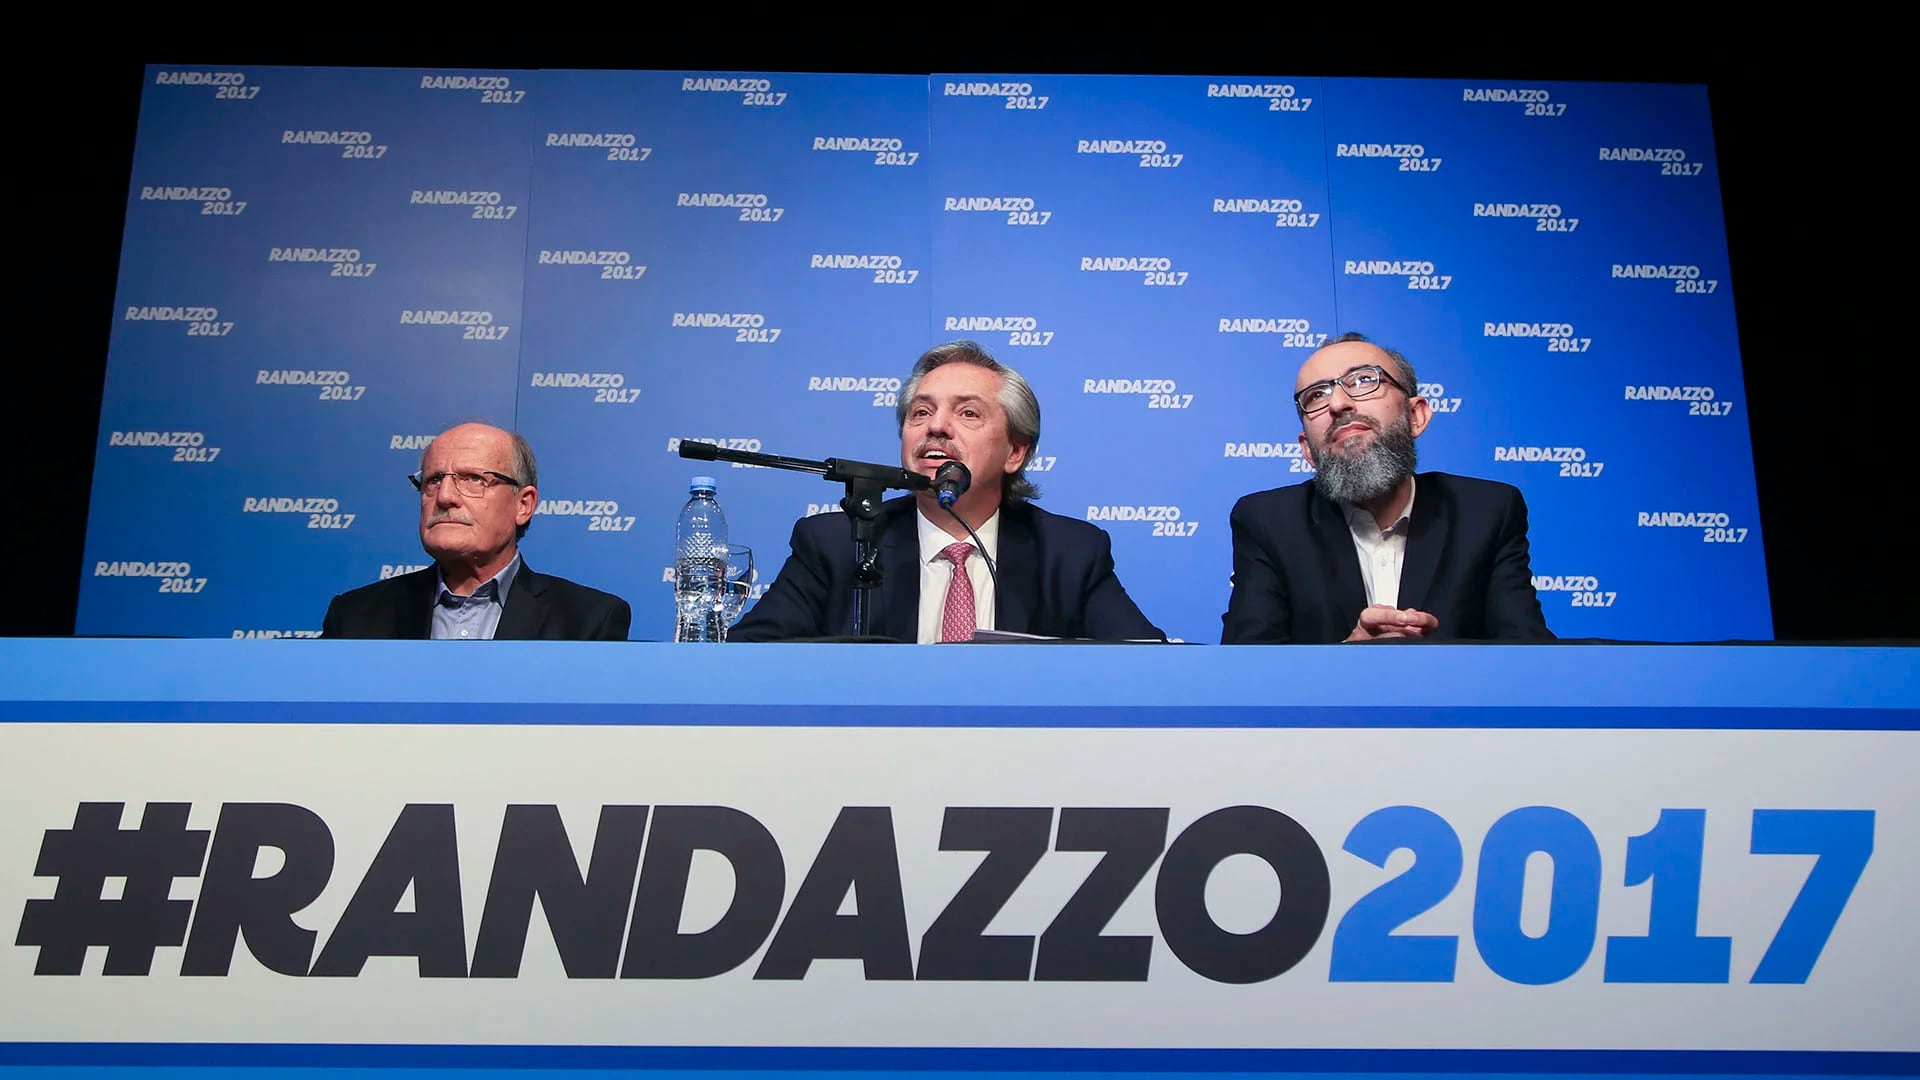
{"left": 690, "top": 476, "right": 717, "bottom": 492}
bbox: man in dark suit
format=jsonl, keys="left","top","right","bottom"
{"left": 733, "top": 342, "right": 1163, "bottom": 643}
{"left": 321, "top": 422, "right": 631, "bottom": 640}
{"left": 1222, "top": 333, "right": 1551, "bottom": 644}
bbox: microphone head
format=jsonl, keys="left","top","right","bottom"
{"left": 934, "top": 460, "right": 971, "bottom": 489}
{"left": 678, "top": 440, "right": 719, "bottom": 460}
{"left": 935, "top": 460, "right": 971, "bottom": 508}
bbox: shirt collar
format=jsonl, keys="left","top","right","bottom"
{"left": 436, "top": 553, "right": 521, "bottom": 605}
{"left": 1341, "top": 474, "right": 1417, "bottom": 539}
{"left": 917, "top": 504, "right": 1000, "bottom": 564}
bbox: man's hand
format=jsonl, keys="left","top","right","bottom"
{"left": 1345, "top": 603, "right": 1440, "bottom": 642}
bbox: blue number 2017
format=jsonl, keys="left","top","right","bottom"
{"left": 1749, "top": 809, "right": 1874, "bottom": 984}
{"left": 1325, "top": 805, "right": 1871, "bottom": 987}
{"left": 1329, "top": 806, "right": 1462, "bottom": 981}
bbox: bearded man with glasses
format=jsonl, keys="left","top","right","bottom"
{"left": 320, "top": 422, "right": 631, "bottom": 640}
{"left": 1221, "top": 334, "right": 1552, "bottom": 644}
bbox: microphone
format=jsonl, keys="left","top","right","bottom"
{"left": 933, "top": 459, "right": 998, "bottom": 594}
{"left": 934, "top": 460, "right": 971, "bottom": 509}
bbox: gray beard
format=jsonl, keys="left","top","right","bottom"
{"left": 1313, "top": 417, "right": 1418, "bottom": 505}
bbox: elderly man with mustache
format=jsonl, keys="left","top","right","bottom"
{"left": 733, "top": 341, "right": 1164, "bottom": 643}
{"left": 320, "top": 422, "right": 631, "bottom": 640}
{"left": 1221, "top": 333, "right": 1553, "bottom": 644}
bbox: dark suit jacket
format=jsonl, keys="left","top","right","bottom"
{"left": 1221, "top": 471, "right": 1552, "bottom": 643}
{"left": 320, "top": 560, "right": 631, "bottom": 640}
{"left": 732, "top": 497, "right": 1164, "bottom": 642}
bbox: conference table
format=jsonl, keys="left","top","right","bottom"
{"left": 2, "top": 639, "right": 1913, "bottom": 1078}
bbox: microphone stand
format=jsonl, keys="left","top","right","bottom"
{"left": 678, "top": 440, "right": 928, "bottom": 639}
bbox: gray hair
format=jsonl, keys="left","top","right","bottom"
{"left": 1309, "top": 332, "right": 1420, "bottom": 416}
{"left": 503, "top": 430, "right": 538, "bottom": 491}
{"left": 896, "top": 340, "right": 1042, "bottom": 503}
{"left": 420, "top": 422, "right": 540, "bottom": 539}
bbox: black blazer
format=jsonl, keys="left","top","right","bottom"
{"left": 320, "top": 561, "right": 631, "bottom": 640}
{"left": 1221, "top": 471, "right": 1552, "bottom": 643}
{"left": 732, "top": 497, "right": 1164, "bottom": 642}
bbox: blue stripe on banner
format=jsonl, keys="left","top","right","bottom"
{"left": 3, "top": 1071, "right": 1916, "bottom": 1080}
{"left": 1, "top": 702, "right": 1916, "bottom": 730}
{"left": 5, "top": 642, "right": 1918, "bottom": 713}
{"left": 1, "top": 1046, "right": 1915, "bottom": 1074}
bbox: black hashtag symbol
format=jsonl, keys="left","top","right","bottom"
{"left": 15, "top": 802, "right": 209, "bottom": 975}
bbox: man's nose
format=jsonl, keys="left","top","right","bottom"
{"left": 1330, "top": 379, "right": 1369, "bottom": 407}
{"left": 434, "top": 481, "right": 463, "bottom": 506}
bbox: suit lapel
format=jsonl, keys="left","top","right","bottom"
{"left": 1399, "top": 475, "right": 1447, "bottom": 613}
{"left": 399, "top": 569, "right": 437, "bottom": 639}
{"left": 494, "top": 561, "right": 548, "bottom": 640}
{"left": 994, "top": 505, "right": 1037, "bottom": 633}
{"left": 873, "top": 507, "right": 921, "bottom": 640}
{"left": 1309, "top": 485, "right": 1370, "bottom": 626}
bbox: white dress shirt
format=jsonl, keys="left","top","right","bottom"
{"left": 915, "top": 506, "right": 1000, "bottom": 644}
{"left": 1342, "top": 476, "right": 1416, "bottom": 609}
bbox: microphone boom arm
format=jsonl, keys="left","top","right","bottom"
{"left": 677, "top": 439, "right": 927, "bottom": 491}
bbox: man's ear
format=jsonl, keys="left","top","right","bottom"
{"left": 1297, "top": 431, "right": 1316, "bottom": 467}
{"left": 1407, "top": 392, "right": 1433, "bottom": 438}
{"left": 1005, "top": 441, "right": 1029, "bottom": 474}
{"left": 516, "top": 485, "right": 539, "bottom": 528}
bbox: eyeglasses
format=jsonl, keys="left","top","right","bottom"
{"left": 1294, "top": 364, "right": 1408, "bottom": 416}
{"left": 409, "top": 470, "right": 522, "bottom": 498}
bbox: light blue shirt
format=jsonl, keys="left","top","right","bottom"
{"left": 430, "top": 556, "right": 520, "bottom": 640}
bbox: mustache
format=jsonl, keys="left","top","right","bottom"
{"left": 423, "top": 509, "right": 474, "bottom": 527}
{"left": 1327, "top": 413, "right": 1378, "bottom": 437}
{"left": 914, "top": 438, "right": 957, "bottom": 457}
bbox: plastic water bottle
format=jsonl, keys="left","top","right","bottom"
{"left": 674, "top": 476, "right": 727, "bottom": 642}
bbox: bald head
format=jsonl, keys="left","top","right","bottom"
{"left": 418, "top": 423, "right": 537, "bottom": 491}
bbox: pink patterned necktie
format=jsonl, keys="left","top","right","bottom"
{"left": 938, "top": 541, "right": 977, "bottom": 643}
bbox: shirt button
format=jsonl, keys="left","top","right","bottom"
{"left": 460, "top": 629, "right": 470, "bottom": 638}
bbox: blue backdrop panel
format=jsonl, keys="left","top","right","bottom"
{"left": 515, "top": 71, "right": 932, "bottom": 637}
{"left": 1318, "top": 78, "right": 1764, "bottom": 641}
{"left": 927, "top": 74, "right": 1342, "bottom": 642}
{"left": 85, "top": 67, "right": 533, "bottom": 637}
{"left": 78, "top": 68, "right": 1771, "bottom": 643}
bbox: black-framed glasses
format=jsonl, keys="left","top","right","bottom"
{"left": 1294, "top": 364, "right": 1408, "bottom": 416}
{"left": 410, "top": 470, "right": 522, "bottom": 498}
